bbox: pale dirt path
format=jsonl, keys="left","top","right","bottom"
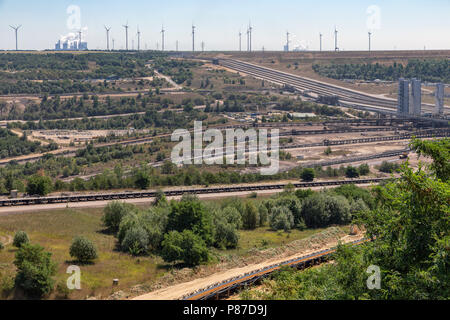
{"left": 132, "top": 234, "right": 362, "bottom": 300}
{"left": 0, "top": 234, "right": 13, "bottom": 246}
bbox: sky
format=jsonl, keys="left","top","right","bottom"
{"left": 0, "top": 0, "right": 449, "bottom": 51}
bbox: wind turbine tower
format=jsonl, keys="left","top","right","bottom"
{"left": 239, "top": 31, "right": 242, "bottom": 52}
{"left": 161, "top": 25, "right": 165, "bottom": 51}
{"left": 78, "top": 30, "right": 82, "bottom": 48}
{"left": 192, "top": 25, "right": 196, "bottom": 52}
{"left": 334, "top": 26, "right": 339, "bottom": 52}
{"left": 123, "top": 22, "right": 129, "bottom": 51}
{"left": 319, "top": 33, "right": 323, "bottom": 51}
{"left": 368, "top": 31, "right": 372, "bottom": 52}
{"left": 112, "top": 39, "right": 115, "bottom": 51}
{"left": 246, "top": 27, "right": 250, "bottom": 52}
{"left": 201, "top": 41, "right": 205, "bottom": 52}
{"left": 104, "top": 26, "right": 111, "bottom": 51}
{"left": 286, "top": 31, "right": 290, "bottom": 52}
{"left": 176, "top": 40, "right": 179, "bottom": 52}
{"left": 10, "top": 25, "right": 22, "bottom": 51}
{"left": 137, "top": 27, "right": 141, "bottom": 51}
{"left": 249, "top": 22, "right": 253, "bottom": 52}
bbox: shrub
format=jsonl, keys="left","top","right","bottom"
{"left": 345, "top": 166, "right": 360, "bottom": 178}
{"left": 301, "top": 168, "right": 315, "bottom": 182}
{"left": 269, "top": 206, "right": 295, "bottom": 231}
{"left": 161, "top": 230, "right": 209, "bottom": 266}
{"left": 242, "top": 202, "right": 259, "bottom": 230}
{"left": 69, "top": 236, "right": 98, "bottom": 263}
{"left": 121, "top": 226, "right": 149, "bottom": 256}
{"left": 13, "top": 231, "right": 29, "bottom": 248}
{"left": 26, "top": 175, "right": 53, "bottom": 196}
{"left": 350, "top": 199, "right": 369, "bottom": 216}
{"left": 379, "top": 161, "right": 401, "bottom": 173}
{"left": 214, "top": 219, "right": 239, "bottom": 249}
{"left": 258, "top": 204, "right": 269, "bottom": 227}
{"left": 358, "top": 164, "right": 370, "bottom": 176}
{"left": 301, "top": 193, "right": 351, "bottom": 228}
{"left": 272, "top": 195, "right": 302, "bottom": 227}
{"left": 221, "top": 206, "right": 243, "bottom": 229}
{"left": 0, "top": 242, "right": 4, "bottom": 250}
{"left": 102, "top": 201, "right": 135, "bottom": 232}
{"left": 14, "top": 243, "right": 57, "bottom": 298}
{"left": 167, "top": 196, "right": 214, "bottom": 245}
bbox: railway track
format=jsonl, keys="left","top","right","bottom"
{"left": 182, "top": 238, "right": 370, "bottom": 300}
{"left": 220, "top": 59, "right": 397, "bottom": 109}
{"left": 301, "top": 149, "right": 409, "bottom": 168}
{"left": 0, "top": 178, "right": 389, "bottom": 207}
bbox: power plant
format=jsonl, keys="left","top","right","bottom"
{"left": 397, "top": 78, "right": 410, "bottom": 115}
{"left": 397, "top": 78, "right": 425, "bottom": 116}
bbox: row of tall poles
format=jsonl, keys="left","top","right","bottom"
{"left": 6, "top": 24, "right": 374, "bottom": 52}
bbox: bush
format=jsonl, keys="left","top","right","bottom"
{"left": 358, "top": 164, "right": 370, "bottom": 176}
{"left": 269, "top": 206, "right": 295, "bottom": 231}
{"left": 167, "top": 196, "right": 214, "bottom": 245}
{"left": 272, "top": 195, "right": 302, "bottom": 227}
{"left": 221, "top": 206, "right": 243, "bottom": 229}
{"left": 13, "top": 231, "right": 29, "bottom": 248}
{"left": 0, "top": 242, "right": 4, "bottom": 250}
{"left": 14, "top": 243, "right": 57, "bottom": 298}
{"left": 161, "top": 230, "right": 209, "bottom": 266}
{"left": 214, "top": 219, "right": 239, "bottom": 249}
{"left": 69, "top": 236, "right": 98, "bottom": 263}
{"left": 242, "top": 202, "right": 259, "bottom": 230}
{"left": 102, "top": 201, "right": 135, "bottom": 232}
{"left": 301, "top": 168, "right": 315, "bottom": 182}
{"left": 379, "top": 161, "right": 401, "bottom": 173}
{"left": 301, "top": 193, "right": 351, "bottom": 228}
{"left": 26, "top": 175, "right": 53, "bottom": 196}
{"left": 345, "top": 166, "right": 360, "bottom": 178}
{"left": 121, "top": 226, "right": 149, "bottom": 256}
{"left": 258, "top": 204, "right": 269, "bottom": 227}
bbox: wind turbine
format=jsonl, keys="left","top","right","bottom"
{"left": 248, "top": 21, "right": 253, "bottom": 52}
{"left": 123, "top": 21, "right": 129, "bottom": 51}
{"left": 10, "top": 25, "right": 21, "bottom": 51}
{"left": 239, "top": 30, "right": 242, "bottom": 52}
{"left": 334, "top": 26, "right": 339, "bottom": 52}
{"left": 201, "top": 41, "right": 205, "bottom": 52}
{"left": 192, "top": 24, "right": 196, "bottom": 52}
{"left": 104, "top": 26, "right": 111, "bottom": 51}
{"left": 246, "top": 27, "right": 250, "bottom": 52}
{"left": 161, "top": 25, "right": 165, "bottom": 51}
{"left": 137, "top": 26, "right": 141, "bottom": 51}
{"left": 368, "top": 31, "right": 372, "bottom": 52}
{"left": 319, "top": 33, "right": 323, "bottom": 51}
{"left": 286, "top": 31, "right": 290, "bottom": 52}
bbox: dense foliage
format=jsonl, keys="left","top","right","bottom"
{"left": 312, "top": 59, "right": 450, "bottom": 83}
{"left": 243, "top": 138, "right": 449, "bottom": 300}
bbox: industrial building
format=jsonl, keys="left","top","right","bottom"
{"left": 55, "top": 40, "right": 88, "bottom": 51}
{"left": 398, "top": 78, "right": 410, "bottom": 115}
{"left": 409, "top": 78, "right": 422, "bottom": 116}
{"left": 435, "top": 83, "right": 444, "bottom": 115}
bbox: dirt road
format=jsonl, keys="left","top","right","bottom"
{"left": 132, "top": 234, "right": 362, "bottom": 300}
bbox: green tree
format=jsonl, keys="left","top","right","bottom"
{"left": 167, "top": 196, "right": 214, "bottom": 245}
{"left": 242, "top": 202, "right": 259, "bottom": 230}
{"left": 161, "top": 230, "right": 209, "bottom": 266}
{"left": 345, "top": 166, "right": 360, "bottom": 178}
{"left": 14, "top": 243, "right": 57, "bottom": 298}
{"left": 69, "top": 236, "right": 98, "bottom": 263}
{"left": 121, "top": 226, "right": 149, "bottom": 256}
{"left": 301, "top": 168, "right": 315, "bottom": 182}
{"left": 269, "top": 206, "right": 295, "bottom": 231}
{"left": 26, "top": 175, "right": 53, "bottom": 196}
{"left": 13, "top": 231, "right": 29, "bottom": 248}
{"left": 102, "top": 201, "right": 136, "bottom": 232}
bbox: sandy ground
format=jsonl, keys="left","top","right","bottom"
{"left": 132, "top": 233, "right": 362, "bottom": 300}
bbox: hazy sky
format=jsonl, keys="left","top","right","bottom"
{"left": 0, "top": 0, "right": 449, "bottom": 51}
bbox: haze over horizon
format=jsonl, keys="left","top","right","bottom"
{"left": 0, "top": 0, "right": 449, "bottom": 51}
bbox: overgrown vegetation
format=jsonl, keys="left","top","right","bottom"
{"left": 242, "top": 138, "right": 449, "bottom": 300}
{"left": 313, "top": 59, "right": 450, "bottom": 83}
